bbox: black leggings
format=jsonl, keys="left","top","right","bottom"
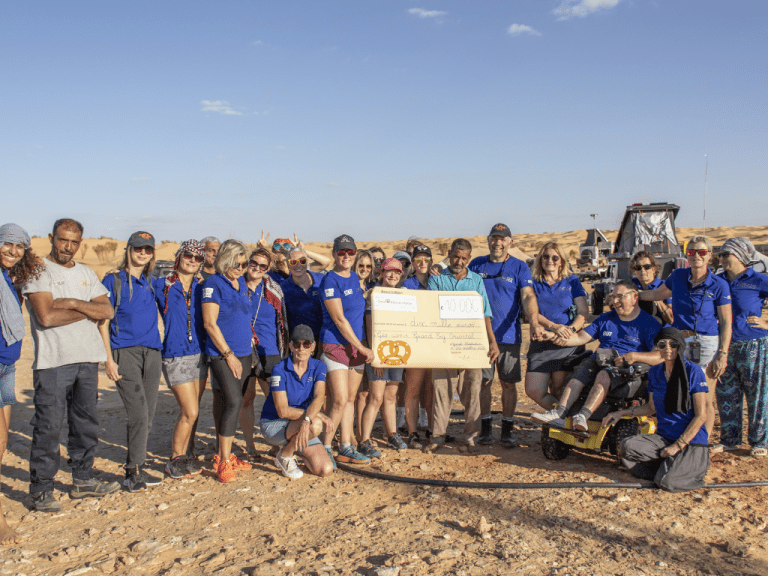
{"left": 209, "top": 355, "right": 251, "bottom": 437}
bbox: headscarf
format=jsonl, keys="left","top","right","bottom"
{"left": 654, "top": 327, "right": 690, "bottom": 415}
{"left": 163, "top": 239, "right": 206, "bottom": 313}
{"left": 720, "top": 237, "right": 768, "bottom": 268}
{"left": 0, "top": 223, "right": 30, "bottom": 346}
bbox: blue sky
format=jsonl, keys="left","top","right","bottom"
{"left": 2, "top": 1, "right": 766, "bottom": 243}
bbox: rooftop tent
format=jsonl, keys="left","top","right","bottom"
{"left": 613, "top": 203, "right": 681, "bottom": 256}
{"left": 583, "top": 228, "right": 611, "bottom": 246}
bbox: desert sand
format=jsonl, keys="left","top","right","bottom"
{"left": 2, "top": 226, "right": 767, "bottom": 575}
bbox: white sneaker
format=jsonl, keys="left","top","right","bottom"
{"left": 532, "top": 409, "right": 563, "bottom": 426}
{"left": 275, "top": 451, "right": 303, "bottom": 480}
{"left": 571, "top": 413, "right": 588, "bottom": 432}
{"left": 418, "top": 408, "right": 429, "bottom": 429}
{"left": 396, "top": 407, "right": 406, "bottom": 430}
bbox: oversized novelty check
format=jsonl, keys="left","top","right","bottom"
{"left": 370, "top": 287, "right": 491, "bottom": 369}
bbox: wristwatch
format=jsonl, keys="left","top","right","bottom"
{"left": 304, "top": 415, "right": 312, "bottom": 424}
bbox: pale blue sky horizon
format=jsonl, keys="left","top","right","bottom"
{"left": 3, "top": 1, "right": 766, "bottom": 243}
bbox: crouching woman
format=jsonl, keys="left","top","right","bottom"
{"left": 260, "top": 325, "right": 335, "bottom": 479}
{"left": 603, "top": 327, "right": 710, "bottom": 493}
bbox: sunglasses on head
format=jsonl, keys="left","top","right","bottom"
{"left": 133, "top": 246, "right": 154, "bottom": 255}
{"left": 336, "top": 249, "right": 356, "bottom": 257}
{"left": 272, "top": 240, "right": 292, "bottom": 251}
{"left": 633, "top": 263, "right": 654, "bottom": 271}
{"left": 657, "top": 340, "right": 680, "bottom": 350}
{"left": 248, "top": 260, "right": 269, "bottom": 271}
{"left": 292, "top": 340, "right": 313, "bottom": 349}
{"left": 288, "top": 257, "right": 307, "bottom": 266}
{"left": 182, "top": 252, "right": 204, "bottom": 263}
{"left": 686, "top": 248, "right": 709, "bottom": 258}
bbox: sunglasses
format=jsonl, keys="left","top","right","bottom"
{"left": 133, "top": 246, "right": 154, "bottom": 255}
{"left": 686, "top": 248, "right": 709, "bottom": 258}
{"left": 373, "top": 257, "right": 384, "bottom": 264}
{"left": 292, "top": 340, "right": 314, "bottom": 349}
{"left": 248, "top": 260, "right": 269, "bottom": 271}
{"left": 717, "top": 252, "right": 733, "bottom": 259}
{"left": 399, "top": 260, "right": 411, "bottom": 268}
{"left": 358, "top": 264, "right": 372, "bottom": 270}
{"left": 657, "top": 340, "right": 680, "bottom": 350}
{"left": 541, "top": 254, "right": 560, "bottom": 262}
{"left": 413, "top": 257, "right": 431, "bottom": 264}
{"left": 633, "top": 264, "right": 654, "bottom": 271}
{"left": 336, "top": 249, "right": 356, "bottom": 257}
{"left": 182, "top": 252, "right": 204, "bottom": 263}
{"left": 610, "top": 292, "right": 636, "bottom": 302}
{"left": 272, "top": 241, "right": 292, "bottom": 251}
{"left": 288, "top": 257, "right": 308, "bottom": 266}
{"left": 234, "top": 262, "right": 248, "bottom": 270}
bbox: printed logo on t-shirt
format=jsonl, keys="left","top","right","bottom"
{"left": 602, "top": 331, "right": 613, "bottom": 337}
{"left": 270, "top": 376, "right": 281, "bottom": 388}
{"left": 79, "top": 280, "right": 91, "bottom": 287}
{"left": 343, "top": 289, "right": 353, "bottom": 296}
{"left": 325, "top": 288, "right": 335, "bottom": 297}
{"left": 203, "top": 287, "right": 214, "bottom": 299}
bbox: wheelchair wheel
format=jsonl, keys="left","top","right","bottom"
{"left": 541, "top": 425, "right": 570, "bottom": 460}
{"left": 608, "top": 419, "right": 639, "bottom": 456}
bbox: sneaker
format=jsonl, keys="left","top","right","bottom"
{"left": 229, "top": 453, "right": 252, "bottom": 471}
{"left": 387, "top": 433, "right": 408, "bottom": 451}
{"left": 532, "top": 408, "right": 563, "bottom": 425}
{"left": 710, "top": 443, "right": 740, "bottom": 454}
{"left": 275, "top": 450, "right": 304, "bottom": 480}
{"left": 336, "top": 445, "right": 370, "bottom": 464}
{"left": 408, "top": 432, "right": 423, "bottom": 450}
{"left": 217, "top": 458, "right": 236, "bottom": 483}
{"left": 71, "top": 478, "right": 121, "bottom": 499}
{"left": 165, "top": 456, "right": 192, "bottom": 479}
{"left": 141, "top": 467, "right": 163, "bottom": 487}
{"left": 186, "top": 454, "right": 203, "bottom": 476}
{"left": 325, "top": 447, "right": 337, "bottom": 472}
{"left": 418, "top": 408, "right": 429, "bottom": 430}
{"left": 32, "top": 491, "right": 62, "bottom": 512}
{"left": 123, "top": 469, "right": 147, "bottom": 493}
{"left": 211, "top": 454, "right": 221, "bottom": 470}
{"left": 571, "top": 413, "right": 588, "bottom": 432}
{"left": 357, "top": 440, "right": 381, "bottom": 458}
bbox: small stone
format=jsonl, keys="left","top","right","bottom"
{"left": 110, "top": 526, "right": 126, "bottom": 535}
{"left": 436, "top": 549, "right": 461, "bottom": 560}
{"left": 64, "top": 568, "right": 93, "bottom": 576}
{"left": 419, "top": 463, "right": 432, "bottom": 472}
{"left": 610, "top": 494, "right": 631, "bottom": 503}
{"left": 178, "top": 558, "right": 195, "bottom": 567}
{"left": 157, "top": 503, "right": 170, "bottom": 511}
{"left": 656, "top": 561, "right": 667, "bottom": 568}
{"left": 91, "top": 559, "right": 116, "bottom": 574}
{"left": 250, "top": 506, "right": 260, "bottom": 513}
{"left": 476, "top": 516, "right": 492, "bottom": 535}
{"left": 375, "top": 567, "right": 401, "bottom": 576}
{"left": 129, "top": 540, "right": 158, "bottom": 553}
{"left": 118, "top": 556, "right": 135, "bottom": 566}
{"left": 383, "top": 504, "right": 400, "bottom": 515}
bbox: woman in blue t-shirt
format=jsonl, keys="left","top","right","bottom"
{"left": 603, "top": 327, "right": 710, "bottom": 492}
{"left": 630, "top": 251, "right": 673, "bottom": 325}
{"left": 318, "top": 235, "right": 375, "bottom": 466}
{"left": 0, "top": 223, "right": 41, "bottom": 544}
{"left": 282, "top": 246, "right": 324, "bottom": 343}
{"left": 525, "top": 242, "right": 588, "bottom": 409}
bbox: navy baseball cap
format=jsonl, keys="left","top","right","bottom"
{"left": 127, "top": 231, "right": 155, "bottom": 248}
{"left": 332, "top": 234, "right": 356, "bottom": 252}
{"left": 488, "top": 223, "right": 511, "bottom": 238}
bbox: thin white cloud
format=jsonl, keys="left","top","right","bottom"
{"left": 131, "top": 177, "right": 150, "bottom": 182}
{"left": 326, "top": 182, "right": 341, "bottom": 187}
{"left": 507, "top": 24, "right": 541, "bottom": 37}
{"left": 553, "top": 0, "right": 621, "bottom": 20}
{"left": 200, "top": 100, "right": 243, "bottom": 116}
{"left": 408, "top": 8, "right": 446, "bottom": 19}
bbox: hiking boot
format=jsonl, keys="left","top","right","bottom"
{"left": 571, "top": 413, "right": 588, "bottom": 432}
{"left": 336, "top": 445, "right": 370, "bottom": 464}
{"left": 71, "top": 478, "right": 121, "bottom": 499}
{"left": 532, "top": 409, "right": 566, "bottom": 428}
{"left": 357, "top": 440, "right": 381, "bottom": 459}
{"left": 275, "top": 450, "right": 303, "bottom": 480}
{"left": 386, "top": 433, "right": 408, "bottom": 451}
{"left": 408, "top": 432, "right": 423, "bottom": 450}
{"left": 165, "top": 456, "right": 192, "bottom": 479}
{"left": 32, "top": 491, "right": 61, "bottom": 512}
{"left": 500, "top": 419, "right": 517, "bottom": 448}
{"left": 123, "top": 468, "right": 148, "bottom": 493}
{"left": 478, "top": 418, "right": 494, "bottom": 445}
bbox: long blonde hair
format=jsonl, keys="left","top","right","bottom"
{"left": 117, "top": 245, "right": 156, "bottom": 301}
{"left": 532, "top": 242, "right": 572, "bottom": 282}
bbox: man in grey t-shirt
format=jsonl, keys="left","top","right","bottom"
{"left": 22, "top": 219, "right": 120, "bottom": 512}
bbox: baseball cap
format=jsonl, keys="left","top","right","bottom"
{"left": 332, "top": 234, "right": 357, "bottom": 252}
{"left": 488, "top": 223, "right": 511, "bottom": 238}
{"left": 411, "top": 244, "right": 432, "bottom": 258}
{"left": 381, "top": 258, "right": 404, "bottom": 272}
{"left": 127, "top": 231, "right": 155, "bottom": 248}
{"left": 393, "top": 250, "right": 412, "bottom": 263}
{"left": 290, "top": 324, "right": 315, "bottom": 343}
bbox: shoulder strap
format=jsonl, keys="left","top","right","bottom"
{"left": 112, "top": 272, "right": 122, "bottom": 336}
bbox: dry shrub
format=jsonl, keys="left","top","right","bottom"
{"left": 81, "top": 243, "right": 88, "bottom": 259}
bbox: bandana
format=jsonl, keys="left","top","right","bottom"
{"left": 654, "top": 327, "right": 690, "bottom": 415}
{"left": 721, "top": 237, "right": 759, "bottom": 267}
{"left": 0, "top": 223, "right": 30, "bottom": 346}
{"left": 163, "top": 240, "right": 206, "bottom": 313}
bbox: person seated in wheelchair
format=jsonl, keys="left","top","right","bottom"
{"left": 532, "top": 281, "right": 663, "bottom": 432}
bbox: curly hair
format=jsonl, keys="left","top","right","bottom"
{"left": 7, "top": 248, "right": 44, "bottom": 288}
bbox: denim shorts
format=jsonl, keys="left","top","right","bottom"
{"left": 366, "top": 364, "right": 404, "bottom": 382}
{"left": 0, "top": 362, "right": 16, "bottom": 407}
{"left": 162, "top": 354, "right": 206, "bottom": 388}
{"left": 260, "top": 417, "right": 322, "bottom": 448}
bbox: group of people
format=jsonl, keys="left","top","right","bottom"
{"left": 1, "top": 220, "right": 767, "bottom": 543}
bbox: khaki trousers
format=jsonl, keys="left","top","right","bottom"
{"left": 430, "top": 368, "right": 482, "bottom": 439}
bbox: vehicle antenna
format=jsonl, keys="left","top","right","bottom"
{"left": 590, "top": 214, "right": 597, "bottom": 231}
{"left": 703, "top": 154, "right": 708, "bottom": 235}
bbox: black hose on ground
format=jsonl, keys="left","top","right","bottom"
{"left": 336, "top": 463, "right": 768, "bottom": 490}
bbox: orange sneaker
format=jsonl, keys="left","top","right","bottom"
{"left": 217, "top": 458, "right": 236, "bottom": 483}
{"left": 229, "top": 453, "right": 252, "bottom": 471}
{"left": 211, "top": 454, "right": 220, "bottom": 470}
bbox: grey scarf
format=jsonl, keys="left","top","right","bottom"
{"left": 0, "top": 223, "right": 30, "bottom": 347}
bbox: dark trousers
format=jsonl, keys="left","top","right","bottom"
{"left": 30, "top": 363, "right": 99, "bottom": 495}
{"left": 113, "top": 346, "right": 162, "bottom": 469}
{"left": 620, "top": 433, "right": 710, "bottom": 493}
{"left": 209, "top": 355, "right": 251, "bottom": 437}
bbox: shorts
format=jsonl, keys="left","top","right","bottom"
{"left": 162, "top": 354, "right": 206, "bottom": 388}
{"left": 527, "top": 341, "right": 586, "bottom": 373}
{"left": 570, "top": 356, "right": 641, "bottom": 394}
{"left": 685, "top": 334, "right": 719, "bottom": 372}
{"left": 320, "top": 342, "right": 366, "bottom": 373}
{"left": 0, "top": 362, "right": 17, "bottom": 407}
{"left": 481, "top": 344, "right": 522, "bottom": 383}
{"left": 250, "top": 354, "right": 281, "bottom": 380}
{"left": 366, "top": 364, "right": 404, "bottom": 383}
{"left": 260, "top": 418, "right": 322, "bottom": 449}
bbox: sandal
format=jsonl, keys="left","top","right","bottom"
{"left": 709, "top": 443, "right": 739, "bottom": 454}
{"left": 751, "top": 447, "right": 767, "bottom": 457}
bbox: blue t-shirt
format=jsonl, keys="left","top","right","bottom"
{"left": 648, "top": 359, "right": 709, "bottom": 445}
{"left": 282, "top": 272, "right": 324, "bottom": 338}
{"left": 632, "top": 277, "right": 672, "bottom": 306}
{"left": 468, "top": 255, "right": 532, "bottom": 345}
{"left": 249, "top": 282, "right": 279, "bottom": 356}
{"left": 319, "top": 271, "right": 366, "bottom": 345}
{"left": 533, "top": 275, "right": 586, "bottom": 326}
{"left": 102, "top": 270, "right": 162, "bottom": 351}
{"left": 428, "top": 268, "right": 493, "bottom": 318}
{"left": 664, "top": 268, "right": 731, "bottom": 336}
{"left": 0, "top": 270, "right": 23, "bottom": 365}
{"left": 200, "top": 274, "right": 253, "bottom": 357}
{"left": 153, "top": 276, "right": 205, "bottom": 359}
{"left": 718, "top": 268, "right": 768, "bottom": 342}
{"left": 402, "top": 275, "right": 429, "bottom": 290}
{"left": 267, "top": 270, "right": 288, "bottom": 286}
{"left": 583, "top": 309, "right": 661, "bottom": 356}
{"left": 260, "top": 356, "right": 327, "bottom": 421}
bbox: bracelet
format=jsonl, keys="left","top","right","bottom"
{"left": 675, "top": 438, "right": 687, "bottom": 450}
{"left": 222, "top": 350, "right": 234, "bottom": 359}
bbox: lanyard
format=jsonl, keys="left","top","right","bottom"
{"left": 182, "top": 282, "right": 193, "bottom": 343}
